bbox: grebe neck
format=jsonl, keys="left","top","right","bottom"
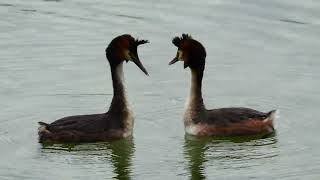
{"left": 184, "top": 67, "right": 206, "bottom": 124}
{"left": 189, "top": 68, "right": 203, "bottom": 102}
{"left": 109, "top": 62, "right": 130, "bottom": 112}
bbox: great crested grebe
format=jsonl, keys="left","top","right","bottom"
{"left": 38, "top": 34, "right": 149, "bottom": 143}
{"left": 169, "top": 34, "right": 276, "bottom": 136}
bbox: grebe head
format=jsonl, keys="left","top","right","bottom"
{"left": 106, "top": 34, "right": 149, "bottom": 75}
{"left": 169, "top": 34, "right": 206, "bottom": 70}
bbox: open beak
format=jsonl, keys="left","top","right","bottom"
{"left": 169, "top": 50, "right": 181, "bottom": 65}
{"left": 130, "top": 52, "right": 149, "bottom": 76}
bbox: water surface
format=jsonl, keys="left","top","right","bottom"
{"left": 1, "top": 0, "right": 320, "bottom": 179}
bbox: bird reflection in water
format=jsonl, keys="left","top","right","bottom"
{"left": 183, "top": 133, "right": 277, "bottom": 180}
{"left": 108, "top": 137, "right": 135, "bottom": 180}
{"left": 184, "top": 135, "right": 208, "bottom": 180}
{"left": 40, "top": 137, "right": 135, "bottom": 180}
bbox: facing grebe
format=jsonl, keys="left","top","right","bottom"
{"left": 38, "top": 34, "right": 149, "bottom": 143}
{"left": 169, "top": 34, "right": 276, "bottom": 136}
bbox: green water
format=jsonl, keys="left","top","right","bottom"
{"left": 1, "top": 0, "right": 320, "bottom": 179}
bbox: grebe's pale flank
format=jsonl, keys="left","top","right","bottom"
{"left": 38, "top": 34, "right": 149, "bottom": 143}
{"left": 169, "top": 34, "right": 276, "bottom": 136}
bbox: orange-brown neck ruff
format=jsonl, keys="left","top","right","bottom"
{"left": 184, "top": 68, "right": 206, "bottom": 126}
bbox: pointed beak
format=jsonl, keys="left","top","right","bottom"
{"left": 168, "top": 51, "right": 180, "bottom": 65}
{"left": 168, "top": 57, "right": 179, "bottom": 65}
{"left": 130, "top": 52, "right": 149, "bottom": 76}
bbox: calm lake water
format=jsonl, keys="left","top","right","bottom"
{"left": 1, "top": 0, "right": 320, "bottom": 179}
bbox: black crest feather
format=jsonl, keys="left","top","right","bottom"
{"left": 135, "top": 39, "right": 149, "bottom": 46}
{"left": 172, "top": 34, "right": 192, "bottom": 47}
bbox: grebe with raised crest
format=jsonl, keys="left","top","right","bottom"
{"left": 38, "top": 34, "right": 149, "bottom": 142}
{"left": 169, "top": 34, "right": 276, "bottom": 136}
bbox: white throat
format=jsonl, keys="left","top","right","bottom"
{"left": 183, "top": 69, "right": 206, "bottom": 126}
{"left": 185, "top": 70, "right": 201, "bottom": 109}
{"left": 114, "top": 63, "right": 131, "bottom": 110}
{"left": 116, "top": 62, "right": 125, "bottom": 84}
{"left": 112, "top": 62, "right": 134, "bottom": 134}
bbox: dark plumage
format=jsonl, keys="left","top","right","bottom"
{"left": 169, "top": 34, "right": 277, "bottom": 136}
{"left": 38, "top": 34, "right": 149, "bottom": 143}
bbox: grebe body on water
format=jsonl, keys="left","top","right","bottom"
{"left": 38, "top": 34, "right": 149, "bottom": 142}
{"left": 169, "top": 34, "right": 276, "bottom": 136}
